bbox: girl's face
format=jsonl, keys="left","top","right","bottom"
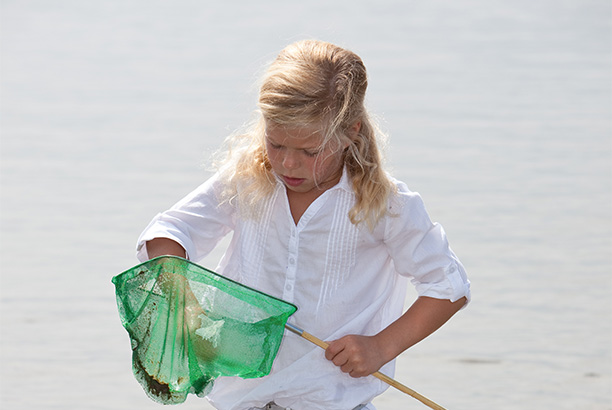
{"left": 264, "top": 122, "right": 345, "bottom": 195}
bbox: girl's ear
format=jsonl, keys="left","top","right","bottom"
{"left": 343, "top": 121, "right": 362, "bottom": 149}
{"left": 351, "top": 121, "right": 362, "bottom": 136}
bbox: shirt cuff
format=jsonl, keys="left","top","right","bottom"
{"left": 135, "top": 213, "right": 192, "bottom": 262}
{"left": 414, "top": 261, "right": 471, "bottom": 307}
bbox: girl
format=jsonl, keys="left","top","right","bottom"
{"left": 138, "top": 39, "right": 470, "bottom": 410}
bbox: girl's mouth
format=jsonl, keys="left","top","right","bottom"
{"left": 282, "top": 176, "right": 305, "bottom": 187}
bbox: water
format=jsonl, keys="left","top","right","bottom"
{"left": 1, "top": 1, "right": 610, "bottom": 409}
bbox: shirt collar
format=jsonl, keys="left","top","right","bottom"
{"left": 332, "top": 166, "right": 353, "bottom": 193}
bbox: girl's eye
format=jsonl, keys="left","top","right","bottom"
{"left": 268, "top": 141, "right": 282, "bottom": 150}
{"left": 303, "top": 150, "right": 318, "bottom": 157}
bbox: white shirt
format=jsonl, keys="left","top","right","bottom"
{"left": 136, "top": 170, "right": 471, "bottom": 410}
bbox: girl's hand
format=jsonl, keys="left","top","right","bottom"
{"left": 324, "top": 334, "right": 388, "bottom": 378}
{"left": 324, "top": 297, "right": 468, "bottom": 378}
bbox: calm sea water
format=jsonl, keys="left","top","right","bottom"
{"left": 1, "top": 1, "right": 610, "bottom": 409}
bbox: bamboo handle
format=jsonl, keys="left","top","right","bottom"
{"left": 284, "top": 324, "right": 447, "bottom": 410}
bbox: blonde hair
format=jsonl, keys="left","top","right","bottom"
{"left": 216, "top": 39, "right": 396, "bottom": 229}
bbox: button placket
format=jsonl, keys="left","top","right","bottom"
{"left": 283, "top": 227, "right": 298, "bottom": 300}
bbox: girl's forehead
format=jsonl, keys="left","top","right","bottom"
{"left": 265, "top": 123, "right": 327, "bottom": 146}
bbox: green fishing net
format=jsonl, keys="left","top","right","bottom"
{"left": 112, "top": 256, "right": 297, "bottom": 405}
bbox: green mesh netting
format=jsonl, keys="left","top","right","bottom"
{"left": 112, "top": 256, "right": 297, "bottom": 405}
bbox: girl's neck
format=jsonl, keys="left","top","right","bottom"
{"left": 285, "top": 172, "right": 341, "bottom": 225}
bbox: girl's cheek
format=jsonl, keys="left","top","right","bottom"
{"left": 306, "top": 158, "right": 320, "bottom": 176}
{"left": 314, "top": 157, "right": 336, "bottom": 178}
{"left": 267, "top": 150, "right": 281, "bottom": 167}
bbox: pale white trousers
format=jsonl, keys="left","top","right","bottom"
{"left": 248, "top": 402, "right": 371, "bottom": 410}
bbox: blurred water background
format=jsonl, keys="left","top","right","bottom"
{"left": 1, "top": 1, "right": 610, "bottom": 409}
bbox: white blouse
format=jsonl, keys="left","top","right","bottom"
{"left": 136, "top": 170, "right": 470, "bottom": 410}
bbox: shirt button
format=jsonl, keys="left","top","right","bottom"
{"left": 449, "top": 265, "right": 456, "bottom": 273}
{"left": 289, "top": 257, "right": 295, "bottom": 265}
{"left": 286, "top": 284, "right": 292, "bottom": 291}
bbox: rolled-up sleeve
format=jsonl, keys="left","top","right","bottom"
{"left": 136, "top": 173, "right": 235, "bottom": 262}
{"left": 384, "top": 185, "right": 471, "bottom": 305}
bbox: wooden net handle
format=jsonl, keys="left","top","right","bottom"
{"left": 285, "top": 324, "right": 447, "bottom": 410}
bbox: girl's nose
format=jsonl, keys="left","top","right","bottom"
{"left": 282, "top": 151, "right": 300, "bottom": 170}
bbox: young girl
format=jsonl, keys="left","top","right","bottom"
{"left": 137, "top": 39, "right": 470, "bottom": 410}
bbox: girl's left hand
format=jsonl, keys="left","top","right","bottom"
{"left": 324, "top": 335, "right": 387, "bottom": 378}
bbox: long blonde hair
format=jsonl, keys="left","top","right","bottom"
{"left": 216, "top": 39, "right": 396, "bottom": 229}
